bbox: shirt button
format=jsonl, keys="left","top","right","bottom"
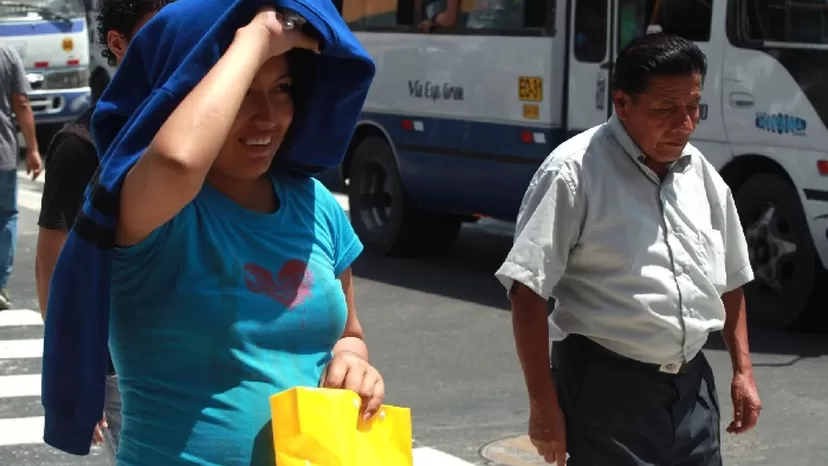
{"left": 676, "top": 265, "right": 684, "bottom": 275}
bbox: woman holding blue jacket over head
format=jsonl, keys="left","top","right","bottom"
{"left": 98, "top": 7, "right": 385, "bottom": 465}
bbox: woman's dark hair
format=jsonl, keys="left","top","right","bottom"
{"left": 96, "top": 0, "right": 174, "bottom": 67}
{"left": 611, "top": 33, "right": 707, "bottom": 96}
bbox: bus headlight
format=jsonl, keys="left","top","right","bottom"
{"left": 44, "top": 68, "right": 90, "bottom": 90}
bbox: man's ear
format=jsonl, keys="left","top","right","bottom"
{"left": 612, "top": 90, "right": 631, "bottom": 121}
{"left": 106, "top": 30, "right": 128, "bottom": 62}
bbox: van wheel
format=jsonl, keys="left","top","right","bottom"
{"left": 735, "top": 174, "right": 826, "bottom": 329}
{"left": 348, "top": 137, "right": 461, "bottom": 256}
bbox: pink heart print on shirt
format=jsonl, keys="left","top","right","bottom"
{"left": 244, "top": 260, "right": 314, "bottom": 309}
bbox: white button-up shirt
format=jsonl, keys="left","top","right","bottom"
{"left": 495, "top": 116, "right": 754, "bottom": 365}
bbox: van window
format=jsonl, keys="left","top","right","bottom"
{"left": 647, "top": 0, "right": 713, "bottom": 42}
{"left": 574, "top": 0, "right": 608, "bottom": 62}
{"left": 743, "top": 0, "right": 828, "bottom": 44}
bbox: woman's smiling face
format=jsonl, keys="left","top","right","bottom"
{"left": 213, "top": 55, "right": 294, "bottom": 180}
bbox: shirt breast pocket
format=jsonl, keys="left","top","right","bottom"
{"left": 698, "top": 229, "right": 727, "bottom": 290}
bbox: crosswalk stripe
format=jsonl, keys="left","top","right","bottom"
{"left": 17, "top": 187, "right": 42, "bottom": 212}
{"left": 0, "top": 339, "right": 43, "bottom": 360}
{"left": 0, "top": 309, "right": 110, "bottom": 464}
{"left": 413, "top": 447, "right": 476, "bottom": 465}
{"left": 0, "top": 374, "right": 41, "bottom": 398}
{"left": 0, "top": 416, "right": 44, "bottom": 447}
{"left": 0, "top": 309, "right": 43, "bottom": 327}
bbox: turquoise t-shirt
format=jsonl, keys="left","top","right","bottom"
{"left": 109, "top": 172, "right": 363, "bottom": 465}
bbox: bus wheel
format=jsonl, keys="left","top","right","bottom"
{"left": 348, "top": 137, "right": 461, "bottom": 256}
{"left": 735, "top": 173, "right": 826, "bottom": 329}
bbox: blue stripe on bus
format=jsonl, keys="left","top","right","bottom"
{"left": 360, "top": 111, "right": 561, "bottom": 162}
{"left": 0, "top": 18, "right": 85, "bottom": 36}
{"left": 358, "top": 112, "right": 576, "bottom": 221}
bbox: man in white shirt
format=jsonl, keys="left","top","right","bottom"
{"left": 496, "top": 33, "right": 762, "bottom": 466}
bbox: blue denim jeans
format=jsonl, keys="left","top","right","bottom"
{"left": 0, "top": 170, "right": 17, "bottom": 289}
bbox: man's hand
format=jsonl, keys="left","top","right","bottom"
{"left": 727, "top": 371, "right": 761, "bottom": 434}
{"left": 528, "top": 395, "right": 567, "bottom": 465}
{"left": 25, "top": 150, "right": 42, "bottom": 181}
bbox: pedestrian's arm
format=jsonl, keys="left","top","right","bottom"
{"left": 8, "top": 49, "right": 37, "bottom": 154}
{"left": 719, "top": 189, "right": 755, "bottom": 376}
{"left": 496, "top": 162, "right": 584, "bottom": 402}
{"left": 332, "top": 268, "right": 369, "bottom": 361}
{"left": 117, "top": 27, "right": 273, "bottom": 247}
{"left": 331, "top": 197, "right": 368, "bottom": 360}
{"left": 35, "top": 134, "right": 97, "bottom": 319}
{"left": 35, "top": 230, "right": 66, "bottom": 319}
{"left": 721, "top": 287, "right": 751, "bottom": 375}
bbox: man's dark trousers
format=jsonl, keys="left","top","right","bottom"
{"left": 552, "top": 335, "right": 723, "bottom": 466}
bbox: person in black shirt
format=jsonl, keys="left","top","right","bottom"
{"left": 35, "top": 0, "right": 172, "bottom": 460}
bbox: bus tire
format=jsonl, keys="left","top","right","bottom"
{"left": 347, "top": 137, "right": 461, "bottom": 256}
{"left": 735, "top": 173, "right": 826, "bottom": 329}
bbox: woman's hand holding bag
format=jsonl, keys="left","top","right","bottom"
{"left": 320, "top": 351, "right": 386, "bottom": 420}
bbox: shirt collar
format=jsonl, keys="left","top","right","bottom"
{"left": 607, "top": 114, "right": 693, "bottom": 173}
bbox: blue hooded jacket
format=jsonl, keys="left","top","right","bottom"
{"left": 41, "top": 0, "right": 374, "bottom": 455}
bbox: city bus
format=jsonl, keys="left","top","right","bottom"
{"left": 327, "top": 0, "right": 828, "bottom": 329}
{"left": 1, "top": 0, "right": 92, "bottom": 150}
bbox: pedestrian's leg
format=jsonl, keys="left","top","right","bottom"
{"left": 673, "top": 354, "right": 723, "bottom": 466}
{"left": 103, "top": 374, "right": 123, "bottom": 462}
{"left": 553, "top": 336, "right": 674, "bottom": 466}
{"left": 0, "top": 170, "right": 18, "bottom": 307}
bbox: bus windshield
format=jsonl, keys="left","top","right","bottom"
{"left": 0, "top": 0, "right": 85, "bottom": 22}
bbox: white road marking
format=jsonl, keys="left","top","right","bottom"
{"left": 18, "top": 185, "right": 42, "bottom": 212}
{"left": 413, "top": 447, "right": 476, "bottom": 465}
{"left": 16, "top": 170, "right": 44, "bottom": 185}
{"left": 0, "top": 416, "right": 44, "bottom": 446}
{"left": 332, "top": 192, "right": 349, "bottom": 213}
{"left": 0, "top": 374, "right": 41, "bottom": 398}
{"left": 0, "top": 309, "right": 43, "bottom": 327}
{"left": 0, "top": 339, "right": 43, "bottom": 360}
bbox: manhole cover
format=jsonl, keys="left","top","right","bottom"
{"left": 479, "top": 435, "right": 548, "bottom": 465}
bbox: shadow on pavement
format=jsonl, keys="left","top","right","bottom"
{"left": 352, "top": 225, "right": 514, "bottom": 312}
{"left": 351, "top": 223, "right": 828, "bottom": 362}
{"left": 705, "top": 326, "right": 828, "bottom": 365}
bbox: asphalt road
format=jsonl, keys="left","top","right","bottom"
{"left": 2, "top": 171, "right": 827, "bottom": 466}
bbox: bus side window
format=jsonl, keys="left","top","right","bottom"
{"left": 463, "top": 0, "right": 549, "bottom": 31}
{"left": 340, "top": 0, "right": 410, "bottom": 27}
{"left": 574, "top": 0, "right": 608, "bottom": 62}
{"left": 743, "top": 0, "right": 828, "bottom": 44}
{"left": 397, "top": 0, "right": 415, "bottom": 26}
{"left": 339, "top": 0, "right": 548, "bottom": 31}
{"left": 648, "top": 0, "right": 713, "bottom": 42}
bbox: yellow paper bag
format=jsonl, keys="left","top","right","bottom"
{"left": 270, "top": 387, "right": 414, "bottom": 466}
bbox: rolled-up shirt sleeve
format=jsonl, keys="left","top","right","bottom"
{"left": 495, "top": 160, "right": 584, "bottom": 301}
{"left": 722, "top": 187, "right": 754, "bottom": 292}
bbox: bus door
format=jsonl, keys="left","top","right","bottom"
{"left": 566, "top": 0, "right": 615, "bottom": 132}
